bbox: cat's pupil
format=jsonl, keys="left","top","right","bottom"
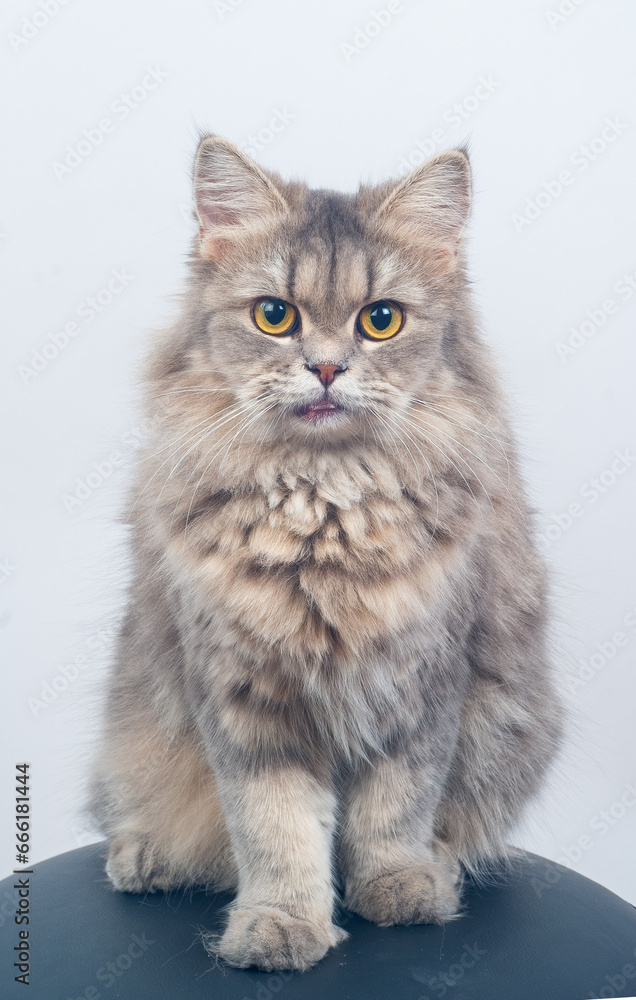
{"left": 370, "top": 303, "right": 392, "bottom": 330}
{"left": 263, "top": 299, "right": 287, "bottom": 325}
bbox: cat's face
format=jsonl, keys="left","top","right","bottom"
{"left": 155, "top": 138, "right": 478, "bottom": 462}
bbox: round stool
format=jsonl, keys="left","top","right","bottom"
{"left": 2, "top": 844, "right": 635, "bottom": 999}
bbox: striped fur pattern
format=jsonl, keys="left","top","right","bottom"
{"left": 90, "top": 137, "right": 563, "bottom": 972}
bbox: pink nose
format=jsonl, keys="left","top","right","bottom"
{"left": 306, "top": 363, "right": 346, "bottom": 388}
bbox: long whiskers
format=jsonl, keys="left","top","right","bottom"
{"left": 397, "top": 408, "right": 493, "bottom": 515}
{"left": 412, "top": 389, "right": 495, "bottom": 423}
{"left": 377, "top": 383, "right": 515, "bottom": 515}
{"left": 146, "top": 386, "right": 235, "bottom": 399}
{"left": 131, "top": 407, "right": 242, "bottom": 511}
{"left": 369, "top": 405, "right": 424, "bottom": 494}
{"left": 405, "top": 409, "right": 522, "bottom": 516}
{"left": 369, "top": 406, "right": 441, "bottom": 551}
{"left": 132, "top": 396, "right": 267, "bottom": 512}
{"left": 157, "top": 394, "right": 271, "bottom": 503}
{"left": 180, "top": 398, "right": 279, "bottom": 541}
{"left": 410, "top": 397, "right": 512, "bottom": 488}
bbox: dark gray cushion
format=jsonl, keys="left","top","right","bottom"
{"left": 2, "top": 844, "right": 636, "bottom": 998}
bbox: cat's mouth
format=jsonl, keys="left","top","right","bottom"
{"left": 296, "top": 398, "right": 345, "bottom": 422}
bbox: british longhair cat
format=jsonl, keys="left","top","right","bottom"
{"left": 90, "top": 136, "right": 562, "bottom": 972}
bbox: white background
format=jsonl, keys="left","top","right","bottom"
{"left": 1, "top": 0, "right": 636, "bottom": 907}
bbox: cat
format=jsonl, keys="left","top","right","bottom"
{"left": 89, "top": 134, "right": 563, "bottom": 973}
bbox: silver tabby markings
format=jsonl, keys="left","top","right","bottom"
{"left": 90, "top": 136, "right": 563, "bottom": 973}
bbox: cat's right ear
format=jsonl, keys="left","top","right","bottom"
{"left": 373, "top": 148, "right": 472, "bottom": 276}
{"left": 193, "top": 135, "right": 288, "bottom": 259}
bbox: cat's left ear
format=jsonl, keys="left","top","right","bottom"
{"left": 375, "top": 148, "right": 472, "bottom": 275}
{"left": 193, "top": 135, "right": 288, "bottom": 259}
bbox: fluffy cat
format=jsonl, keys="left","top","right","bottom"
{"left": 90, "top": 135, "right": 563, "bottom": 973}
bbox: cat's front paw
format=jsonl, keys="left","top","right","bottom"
{"left": 208, "top": 905, "right": 347, "bottom": 972}
{"left": 345, "top": 860, "right": 462, "bottom": 926}
{"left": 105, "top": 836, "right": 176, "bottom": 893}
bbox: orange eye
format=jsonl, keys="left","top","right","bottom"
{"left": 357, "top": 300, "right": 404, "bottom": 340}
{"left": 252, "top": 298, "right": 298, "bottom": 336}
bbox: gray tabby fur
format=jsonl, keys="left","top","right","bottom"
{"left": 89, "top": 135, "right": 563, "bottom": 972}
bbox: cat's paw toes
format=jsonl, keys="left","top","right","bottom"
{"left": 208, "top": 905, "right": 347, "bottom": 972}
{"left": 105, "top": 836, "right": 176, "bottom": 893}
{"left": 346, "top": 860, "right": 462, "bottom": 926}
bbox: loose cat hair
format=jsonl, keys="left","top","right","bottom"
{"left": 90, "top": 135, "right": 563, "bottom": 973}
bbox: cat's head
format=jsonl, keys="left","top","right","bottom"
{"left": 148, "top": 137, "right": 499, "bottom": 489}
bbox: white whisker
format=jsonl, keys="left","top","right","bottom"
{"left": 182, "top": 399, "right": 278, "bottom": 540}
{"left": 405, "top": 409, "right": 522, "bottom": 516}
{"left": 158, "top": 395, "right": 270, "bottom": 521}
{"left": 410, "top": 396, "right": 512, "bottom": 489}
{"left": 370, "top": 407, "right": 441, "bottom": 554}
{"left": 397, "top": 409, "right": 492, "bottom": 516}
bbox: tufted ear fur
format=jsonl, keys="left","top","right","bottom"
{"left": 193, "top": 135, "right": 288, "bottom": 259}
{"left": 376, "top": 149, "right": 472, "bottom": 275}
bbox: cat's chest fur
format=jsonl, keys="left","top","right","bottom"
{"left": 164, "top": 451, "right": 467, "bottom": 667}
{"left": 161, "top": 461, "right": 471, "bottom": 761}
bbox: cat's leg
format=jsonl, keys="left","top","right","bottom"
{"left": 434, "top": 669, "right": 563, "bottom": 867}
{"left": 199, "top": 754, "right": 347, "bottom": 972}
{"left": 434, "top": 548, "right": 564, "bottom": 868}
{"left": 339, "top": 754, "right": 463, "bottom": 926}
{"left": 96, "top": 731, "right": 237, "bottom": 894}
{"left": 90, "top": 556, "right": 239, "bottom": 894}
{"left": 93, "top": 713, "right": 237, "bottom": 894}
